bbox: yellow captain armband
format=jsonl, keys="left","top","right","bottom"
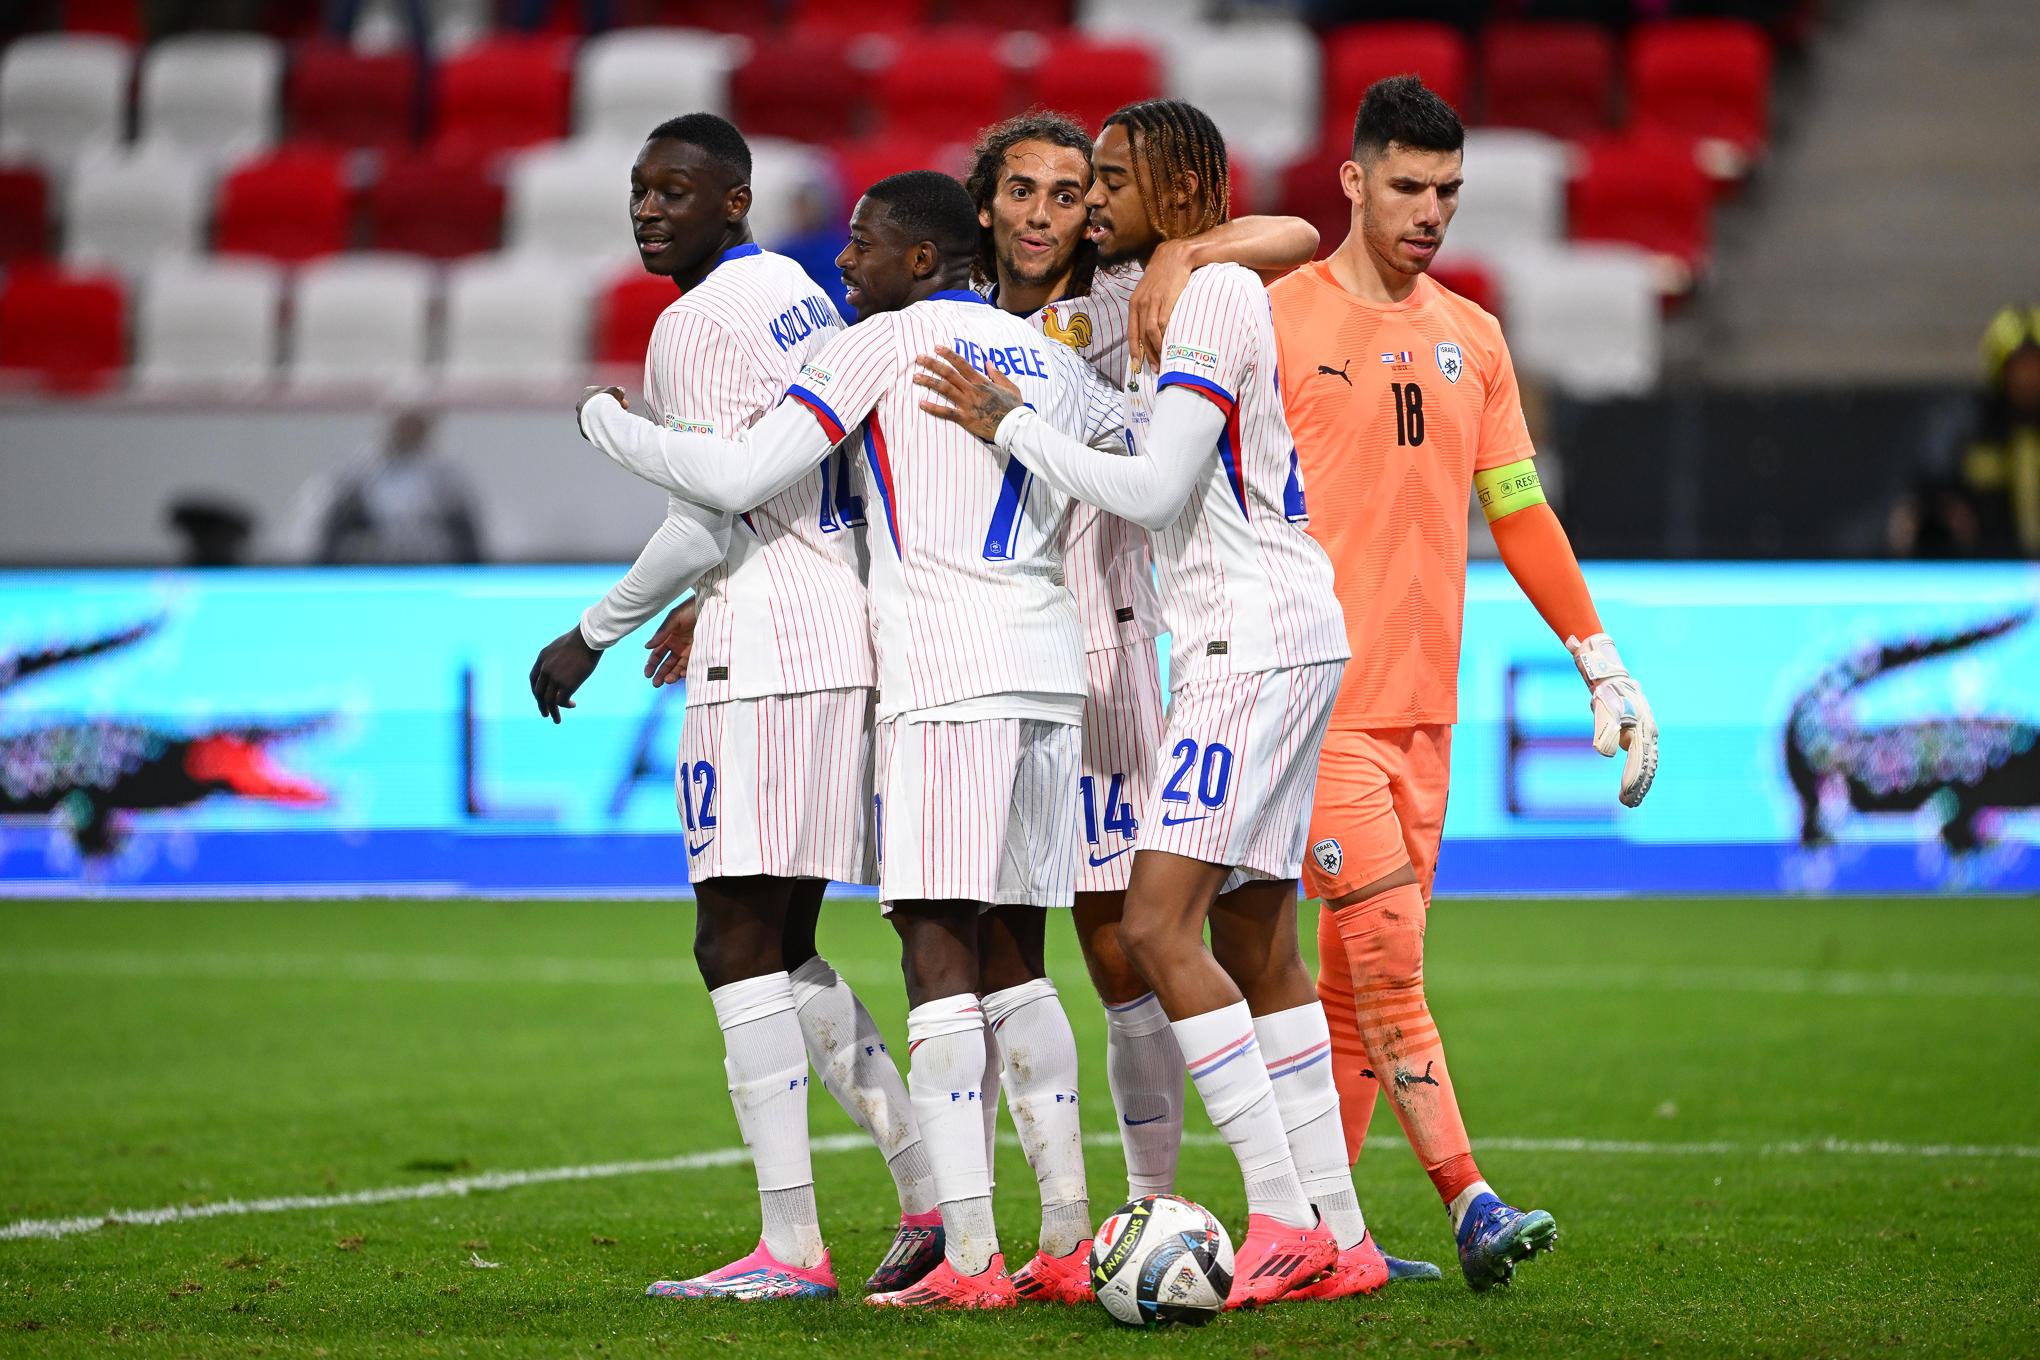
{"left": 1474, "top": 458, "right": 1547, "bottom": 523}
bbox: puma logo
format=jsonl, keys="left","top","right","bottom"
{"left": 1316, "top": 360, "right": 1352, "bottom": 385}
{"left": 1395, "top": 1061, "right": 1441, "bottom": 1090}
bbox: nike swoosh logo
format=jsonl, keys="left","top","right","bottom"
{"left": 686, "top": 839, "right": 714, "bottom": 858}
{"left": 1160, "top": 812, "right": 1206, "bottom": 827}
{"left": 1086, "top": 847, "right": 1132, "bottom": 867}
{"left": 1123, "top": 1114, "right": 1166, "bottom": 1126}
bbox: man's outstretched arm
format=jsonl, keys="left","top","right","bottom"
{"left": 577, "top": 388, "right": 835, "bottom": 514}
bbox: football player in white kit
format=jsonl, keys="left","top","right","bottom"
{"left": 576, "top": 171, "right": 1122, "bottom": 1310}
{"left": 963, "top": 110, "right": 1325, "bottom": 1302}
{"left": 918, "top": 99, "right": 1386, "bottom": 1308}
{"left": 529, "top": 115, "right": 945, "bottom": 1302}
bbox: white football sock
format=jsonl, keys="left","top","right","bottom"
{"left": 979, "top": 1014, "right": 1000, "bottom": 1192}
{"left": 906, "top": 993, "right": 1000, "bottom": 1274}
{"left": 1172, "top": 1001, "right": 1314, "bottom": 1229}
{"left": 709, "top": 971, "right": 823, "bottom": 1267}
{"left": 984, "top": 977, "right": 1090, "bottom": 1257}
{"left": 1104, "top": 992, "right": 1185, "bottom": 1197}
{"left": 1254, "top": 1001, "right": 1366, "bottom": 1250}
{"left": 1449, "top": 1179, "right": 1495, "bottom": 1235}
{"left": 789, "top": 954, "right": 937, "bottom": 1216}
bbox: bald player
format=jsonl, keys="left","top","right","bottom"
{"left": 1267, "top": 76, "right": 1659, "bottom": 1291}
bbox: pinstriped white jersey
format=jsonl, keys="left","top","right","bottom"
{"left": 1135, "top": 261, "right": 1348, "bottom": 689}
{"left": 644, "top": 245, "right": 874, "bottom": 705}
{"left": 785, "top": 290, "right": 1107, "bottom": 718}
{"left": 1032, "top": 266, "right": 1163, "bottom": 655}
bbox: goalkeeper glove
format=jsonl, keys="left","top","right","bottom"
{"left": 1566, "top": 632, "right": 1658, "bottom": 808}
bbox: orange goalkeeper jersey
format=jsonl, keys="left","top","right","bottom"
{"left": 1269, "top": 262, "right": 1534, "bottom": 729}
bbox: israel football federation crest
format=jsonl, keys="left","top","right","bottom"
{"left": 1436, "top": 341, "right": 1464, "bottom": 384}
{"left": 1311, "top": 837, "right": 1343, "bottom": 876}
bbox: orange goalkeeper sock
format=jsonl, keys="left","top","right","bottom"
{"left": 1316, "top": 901, "right": 1382, "bottom": 1162}
{"left": 1330, "top": 882, "right": 1482, "bottom": 1205}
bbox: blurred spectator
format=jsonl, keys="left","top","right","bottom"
{"left": 313, "top": 410, "right": 484, "bottom": 564}
{"left": 168, "top": 497, "right": 255, "bottom": 566}
{"left": 774, "top": 182, "right": 851, "bottom": 318}
{"left": 1889, "top": 308, "right": 2040, "bottom": 559}
{"left": 1960, "top": 307, "right": 2040, "bottom": 556}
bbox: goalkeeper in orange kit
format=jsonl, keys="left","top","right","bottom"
{"left": 1267, "top": 76, "right": 1659, "bottom": 1291}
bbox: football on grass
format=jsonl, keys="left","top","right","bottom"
{"left": 1088, "top": 1194, "right": 1235, "bottom": 1326}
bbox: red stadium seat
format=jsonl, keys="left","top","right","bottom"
{"left": 787, "top": 0, "right": 930, "bottom": 38}
{"left": 593, "top": 268, "right": 678, "bottom": 367}
{"left": 872, "top": 33, "right": 1011, "bottom": 138}
{"left": 0, "top": 265, "right": 125, "bottom": 391}
{"left": 365, "top": 148, "right": 503, "bottom": 258}
{"left": 630, "top": 0, "right": 776, "bottom": 35}
{"left": 948, "top": 0, "right": 1069, "bottom": 30}
{"left": 213, "top": 145, "right": 352, "bottom": 263}
{"left": 1428, "top": 259, "right": 1498, "bottom": 318}
{"left": 1628, "top": 18, "right": 1773, "bottom": 164}
{"left": 1568, "top": 131, "right": 1711, "bottom": 284}
{"left": 1032, "top": 37, "right": 1159, "bottom": 135}
{"left": 1278, "top": 146, "right": 1354, "bottom": 250}
{"left": 288, "top": 43, "right": 417, "bottom": 150}
{"left": 828, "top": 135, "right": 967, "bottom": 210}
{"left": 731, "top": 34, "right": 868, "bottom": 143}
{"left": 62, "top": 0, "right": 142, "bottom": 40}
{"left": 0, "top": 164, "right": 49, "bottom": 263}
{"left": 1321, "top": 22, "right": 1471, "bottom": 147}
{"left": 1478, "top": 20, "right": 1613, "bottom": 139}
{"left": 432, "top": 35, "right": 573, "bottom": 161}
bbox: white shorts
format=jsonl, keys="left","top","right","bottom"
{"left": 1077, "top": 642, "right": 1166, "bottom": 894}
{"left": 677, "top": 687, "right": 877, "bottom": 885}
{"left": 874, "top": 716, "right": 1081, "bottom": 909}
{"left": 1142, "top": 662, "right": 1344, "bottom": 883}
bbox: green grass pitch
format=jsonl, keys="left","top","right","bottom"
{"left": 2, "top": 896, "right": 2037, "bottom": 1358}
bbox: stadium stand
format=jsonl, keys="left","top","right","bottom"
{"left": 785, "top": 0, "right": 931, "bottom": 38}
{"left": 1162, "top": 18, "right": 1320, "bottom": 177}
{"left": 133, "top": 258, "right": 282, "bottom": 390}
{"left": 1321, "top": 22, "right": 1471, "bottom": 145}
{"left": 1032, "top": 35, "right": 1161, "bottom": 137}
{"left": 286, "top": 43, "right": 419, "bottom": 151}
{"left": 592, "top": 267, "right": 677, "bottom": 369}
{"left": 137, "top": 33, "right": 282, "bottom": 166}
{"left": 365, "top": 147, "right": 504, "bottom": 258}
{"left": 505, "top": 138, "right": 640, "bottom": 264}
{"left": 0, "top": 162, "right": 47, "bottom": 261}
{"left": 431, "top": 34, "right": 573, "bottom": 160}
{"left": 288, "top": 254, "right": 435, "bottom": 389}
{"left": 1628, "top": 17, "right": 1773, "bottom": 176}
{"left": 63, "top": 141, "right": 209, "bottom": 269}
{"left": 728, "top": 33, "right": 865, "bottom": 143}
{"left": 0, "top": 264, "right": 125, "bottom": 390}
{"left": 872, "top": 32, "right": 1014, "bottom": 139}
{"left": 1495, "top": 242, "right": 1661, "bottom": 398}
{"left": 1477, "top": 20, "right": 1614, "bottom": 139}
{"left": 1568, "top": 129, "right": 1713, "bottom": 288}
{"left": 1437, "top": 129, "right": 1570, "bottom": 259}
{"left": 212, "top": 145, "right": 351, "bottom": 263}
{"left": 0, "top": 33, "right": 130, "bottom": 174}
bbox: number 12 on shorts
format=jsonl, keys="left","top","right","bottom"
{"left": 1079, "top": 773, "right": 1138, "bottom": 846}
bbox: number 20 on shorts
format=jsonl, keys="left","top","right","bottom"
{"left": 1160, "top": 739, "right": 1235, "bottom": 819}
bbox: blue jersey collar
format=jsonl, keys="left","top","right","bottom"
{"left": 716, "top": 242, "right": 763, "bottom": 270}
{"left": 928, "top": 288, "right": 992, "bottom": 305}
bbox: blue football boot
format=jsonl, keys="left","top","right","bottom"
{"left": 864, "top": 1211, "right": 945, "bottom": 1292}
{"left": 1384, "top": 1250, "right": 1444, "bottom": 1282}
{"left": 1455, "top": 1193, "right": 1557, "bottom": 1291}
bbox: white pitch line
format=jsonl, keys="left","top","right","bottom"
{"left": 3, "top": 950, "right": 2036, "bottom": 999}
{"left": 6, "top": 1132, "right": 2036, "bottom": 1245}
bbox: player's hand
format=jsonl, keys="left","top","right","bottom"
{"left": 576, "top": 385, "right": 627, "bottom": 439}
{"left": 1567, "top": 632, "right": 1657, "bottom": 807}
{"left": 530, "top": 625, "right": 602, "bottom": 723}
{"left": 1129, "top": 238, "right": 1197, "bottom": 370}
{"left": 643, "top": 598, "right": 698, "bottom": 688}
{"left": 914, "top": 348, "right": 1023, "bottom": 442}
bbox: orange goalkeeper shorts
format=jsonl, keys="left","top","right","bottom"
{"left": 1300, "top": 725, "right": 1452, "bottom": 902}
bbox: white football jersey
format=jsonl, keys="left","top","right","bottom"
{"left": 1030, "top": 265, "right": 1163, "bottom": 655}
{"left": 1133, "top": 262, "right": 1348, "bottom": 688}
{"left": 643, "top": 245, "right": 874, "bottom": 703}
{"left": 786, "top": 290, "right": 1104, "bottom": 717}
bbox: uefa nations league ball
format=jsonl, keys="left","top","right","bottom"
{"left": 1088, "top": 1194, "right": 1235, "bottom": 1326}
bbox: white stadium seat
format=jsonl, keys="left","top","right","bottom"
{"left": 137, "top": 33, "right": 282, "bottom": 165}
{"left": 442, "top": 253, "right": 590, "bottom": 387}
{"left": 1439, "top": 129, "right": 1570, "bottom": 261}
{"left": 134, "top": 258, "right": 283, "bottom": 389}
{"left": 1493, "top": 243, "right": 1661, "bottom": 398}
{"left": 0, "top": 34, "right": 131, "bottom": 174}
{"left": 1078, "top": 0, "right": 1211, "bottom": 37}
{"left": 575, "top": 28, "right": 743, "bottom": 143}
{"left": 1160, "top": 19, "right": 1319, "bottom": 177}
{"left": 64, "top": 142, "right": 209, "bottom": 271}
{"left": 288, "top": 254, "right": 436, "bottom": 390}
{"left": 747, "top": 136, "right": 836, "bottom": 251}
{"left": 504, "top": 139, "right": 638, "bottom": 265}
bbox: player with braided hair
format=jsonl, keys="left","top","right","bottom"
{"left": 918, "top": 97, "right": 1391, "bottom": 1307}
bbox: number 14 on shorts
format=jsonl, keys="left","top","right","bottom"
{"left": 1079, "top": 773, "right": 1138, "bottom": 849}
